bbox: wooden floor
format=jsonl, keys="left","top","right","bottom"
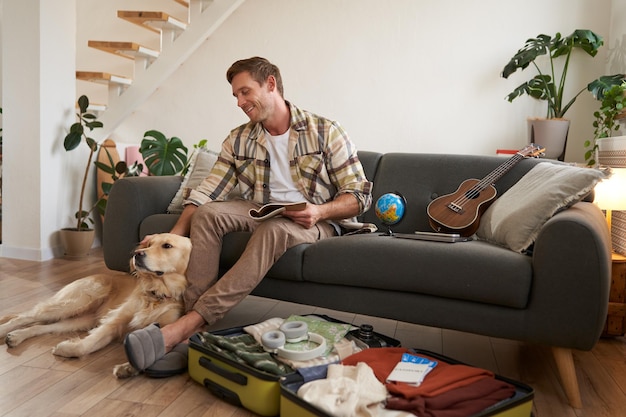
{"left": 1, "top": 250, "right": 626, "bottom": 417}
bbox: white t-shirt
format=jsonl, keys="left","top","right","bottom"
{"left": 264, "top": 129, "right": 307, "bottom": 203}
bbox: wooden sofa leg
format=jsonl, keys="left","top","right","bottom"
{"left": 552, "top": 347, "right": 583, "bottom": 408}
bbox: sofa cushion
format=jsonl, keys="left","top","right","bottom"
{"left": 302, "top": 234, "right": 532, "bottom": 309}
{"left": 167, "top": 149, "right": 219, "bottom": 214}
{"left": 476, "top": 162, "right": 606, "bottom": 253}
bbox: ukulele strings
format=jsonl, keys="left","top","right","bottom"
{"left": 450, "top": 153, "right": 525, "bottom": 209}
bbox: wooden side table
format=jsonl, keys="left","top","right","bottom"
{"left": 603, "top": 252, "right": 626, "bottom": 337}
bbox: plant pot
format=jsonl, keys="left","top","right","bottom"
{"left": 59, "top": 228, "right": 95, "bottom": 258}
{"left": 598, "top": 136, "right": 626, "bottom": 167}
{"left": 527, "top": 118, "right": 570, "bottom": 161}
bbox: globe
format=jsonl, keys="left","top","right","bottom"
{"left": 375, "top": 192, "right": 406, "bottom": 230}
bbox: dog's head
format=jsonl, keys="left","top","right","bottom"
{"left": 132, "top": 233, "right": 192, "bottom": 277}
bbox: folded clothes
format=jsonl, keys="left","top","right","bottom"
{"left": 297, "top": 362, "right": 389, "bottom": 417}
{"left": 342, "top": 348, "right": 516, "bottom": 417}
{"left": 243, "top": 315, "right": 358, "bottom": 368}
{"left": 342, "top": 348, "right": 494, "bottom": 398}
{"left": 385, "top": 375, "right": 516, "bottom": 417}
{"left": 197, "top": 332, "right": 293, "bottom": 376}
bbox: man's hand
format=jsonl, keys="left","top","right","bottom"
{"left": 282, "top": 193, "right": 360, "bottom": 229}
{"left": 282, "top": 204, "right": 322, "bottom": 229}
{"left": 139, "top": 234, "right": 154, "bottom": 248}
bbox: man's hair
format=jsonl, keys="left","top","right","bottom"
{"left": 226, "top": 57, "right": 284, "bottom": 97}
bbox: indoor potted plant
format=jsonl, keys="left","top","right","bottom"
{"left": 60, "top": 95, "right": 105, "bottom": 257}
{"left": 501, "top": 29, "right": 621, "bottom": 161}
{"left": 585, "top": 81, "right": 626, "bottom": 166}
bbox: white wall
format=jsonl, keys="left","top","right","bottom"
{"left": 1, "top": 0, "right": 76, "bottom": 260}
{"left": 81, "top": 0, "right": 613, "bottom": 163}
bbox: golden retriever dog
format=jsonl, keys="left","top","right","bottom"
{"left": 0, "top": 233, "right": 191, "bottom": 378}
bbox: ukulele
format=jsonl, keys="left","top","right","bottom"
{"left": 426, "top": 144, "right": 545, "bottom": 236}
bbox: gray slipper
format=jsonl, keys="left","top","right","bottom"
{"left": 144, "top": 343, "right": 188, "bottom": 378}
{"left": 124, "top": 323, "right": 165, "bottom": 371}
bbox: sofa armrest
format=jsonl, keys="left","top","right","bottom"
{"left": 103, "top": 176, "right": 182, "bottom": 271}
{"left": 527, "top": 201, "right": 612, "bottom": 349}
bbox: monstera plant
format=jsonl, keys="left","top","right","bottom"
{"left": 140, "top": 130, "right": 189, "bottom": 176}
{"left": 502, "top": 29, "right": 606, "bottom": 118}
{"left": 501, "top": 29, "right": 623, "bottom": 160}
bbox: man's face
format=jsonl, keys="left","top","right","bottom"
{"left": 231, "top": 71, "right": 273, "bottom": 123}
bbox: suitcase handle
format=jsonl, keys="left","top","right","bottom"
{"left": 199, "top": 356, "right": 248, "bottom": 386}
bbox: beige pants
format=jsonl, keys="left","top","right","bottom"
{"left": 184, "top": 200, "right": 336, "bottom": 325}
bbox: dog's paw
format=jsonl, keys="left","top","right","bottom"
{"left": 113, "top": 362, "right": 140, "bottom": 379}
{"left": 52, "top": 340, "right": 84, "bottom": 358}
{"left": 5, "top": 331, "right": 25, "bottom": 347}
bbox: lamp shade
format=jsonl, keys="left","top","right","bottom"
{"left": 594, "top": 168, "right": 626, "bottom": 211}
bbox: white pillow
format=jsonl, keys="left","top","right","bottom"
{"left": 167, "top": 149, "right": 219, "bottom": 213}
{"left": 476, "top": 162, "right": 607, "bottom": 252}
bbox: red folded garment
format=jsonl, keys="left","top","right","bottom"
{"left": 342, "top": 348, "right": 495, "bottom": 398}
{"left": 385, "top": 374, "right": 516, "bottom": 417}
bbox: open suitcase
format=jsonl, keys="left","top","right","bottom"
{"left": 279, "top": 348, "right": 534, "bottom": 417}
{"left": 188, "top": 315, "right": 400, "bottom": 416}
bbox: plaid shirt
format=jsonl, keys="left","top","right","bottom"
{"left": 186, "top": 102, "right": 373, "bottom": 216}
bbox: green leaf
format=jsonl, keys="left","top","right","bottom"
{"left": 64, "top": 131, "right": 82, "bottom": 151}
{"left": 587, "top": 74, "right": 626, "bottom": 100}
{"left": 77, "top": 95, "right": 89, "bottom": 114}
{"left": 101, "top": 182, "right": 113, "bottom": 194}
{"left": 94, "top": 160, "right": 116, "bottom": 175}
{"left": 86, "top": 137, "right": 98, "bottom": 152}
{"left": 502, "top": 34, "right": 552, "bottom": 79}
{"left": 85, "top": 120, "right": 103, "bottom": 130}
{"left": 140, "top": 130, "right": 189, "bottom": 176}
{"left": 96, "top": 198, "right": 108, "bottom": 216}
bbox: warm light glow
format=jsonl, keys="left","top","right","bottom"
{"left": 594, "top": 168, "right": 626, "bottom": 211}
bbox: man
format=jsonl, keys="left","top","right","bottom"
{"left": 124, "top": 57, "right": 372, "bottom": 375}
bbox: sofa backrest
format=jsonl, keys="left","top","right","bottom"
{"left": 361, "top": 152, "right": 548, "bottom": 233}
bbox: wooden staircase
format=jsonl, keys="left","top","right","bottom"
{"left": 77, "top": 0, "right": 245, "bottom": 141}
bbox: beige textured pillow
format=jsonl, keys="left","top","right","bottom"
{"left": 476, "top": 162, "right": 607, "bottom": 252}
{"left": 167, "top": 149, "right": 219, "bottom": 213}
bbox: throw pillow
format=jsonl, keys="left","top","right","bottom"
{"left": 476, "top": 162, "right": 607, "bottom": 253}
{"left": 167, "top": 149, "right": 219, "bottom": 213}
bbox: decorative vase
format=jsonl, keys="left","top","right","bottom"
{"left": 527, "top": 118, "right": 570, "bottom": 161}
{"left": 59, "top": 228, "right": 95, "bottom": 258}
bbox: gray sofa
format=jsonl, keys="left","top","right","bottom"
{"left": 103, "top": 151, "right": 611, "bottom": 407}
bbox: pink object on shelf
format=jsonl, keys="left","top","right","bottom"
{"left": 125, "top": 146, "right": 148, "bottom": 176}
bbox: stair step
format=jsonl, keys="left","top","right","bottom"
{"left": 87, "top": 40, "right": 160, "bottom": 60}
{"left": 117, "top": 11, "right": 188, "bottom": 34}
{"left": 174, "top": 0, "right": 215, "bottom": 8}
{"left": 76, "top": 71, "right": 133, "bottom": 86}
